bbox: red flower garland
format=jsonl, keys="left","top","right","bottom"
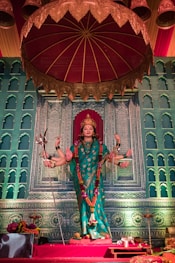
{"left": 74, "top": 141, "right": 102, "bottom": 213}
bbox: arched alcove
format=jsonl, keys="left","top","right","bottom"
{"left": 11, "top": 60, "right": 22, "bottom": 74}
{"left": 144, "top": 113, "right": 155, "bottom": 128}
{"left": 164, "top": 133, "right": 175, "bottom": 149}
{"left": 10, "top": 156, "right": 18, "bottom": 167}
{"left": 143, "top": 94, "right": 153, "bottom": 108}
{"left": 162, "top": 113, "right": 173, "bottom": 128}
{"left": 147, "top": 154, "right": 154, "bottom": 166}
{"left": 146, "top": 132, "right": 157, "bottom": 149}
{"left": 149, "top": 184, "right": 157, "bottom": 197}
{"left": 8, "top": 170, "right": 16, "bottom": 183}
{"left": 3, "top": 114, "right": 14, "bottom": 129}
{"left": 21, "top": 114, "right": 32, "bottom": 129}
{"left": 5, "top": 96, "right": 16, "bottom": 109}
{"left": 160, "top": 95, "right": 170, "bottom": 108}
{"left": 170, "top": 169, "right": 175, "bottom": 181}
{"left": 142, "top": 77, "right": 151, "bottom": 90}
{"left": 168, "top": 154, "right": 175, "bottom": 166}
{"left": 17, "top": 186, "right": 26, "bottom": 199}
{"left": 21, "top": 155, "right": 29, "bottom": 167}
{"left": 0, "top": 134, "right": 11, "bottom": 150}
{"left": 148, "top": 169, "right": 155, "bottom": 181}
{"left": 158, "top": 77, "right": 168, "bottom": 90}
{"left": 18, "top": 134, "right": 30, "bottom": 150}
{"left": 23, "top": 95, "right": 34, "bottom": 109}
{"left": 160, "top": 184, "right": 168, "bottom": 197}
{"left": 19, "top": 170, "right": 27, "bottom": 183}
{"left": 6, "top": 186, "right": 14, "bottom": 199}
{"left": 0, "top": 156, "right": 7, "bottom": 167}
{"left": 159, "top": 169, "right": 166, "bottom": 181}
{"left": 157, "top": 154, "right": 165, "bottom": 166}
{"left": 8, "top": 77, "right": 19, "bottom": 91}
{"left": 0, "top": 170, "right": 5, "bottom": 183}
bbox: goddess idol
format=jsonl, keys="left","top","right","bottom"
{"left": 42, "top": 114, "right": 131, "bottom": 240}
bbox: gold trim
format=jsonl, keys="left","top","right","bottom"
{"left": 22, "top": 44, "right": 152, "bottom": 101}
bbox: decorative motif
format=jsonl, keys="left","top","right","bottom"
{"left": 0, "top": 0, "right": 15, "bottom": 29}
{"left": 153, "top": 212, "right": 164, "bottom": 225}
{"left": 70, "top": 213, "right": 81, "bottom": 227}
{"left": 111, "top": 212, "right": 124, "bottom": 226}
{"left": 132, "top": 212, "right": 144, "bottom": 226}
{"left": 156, "top": 0, "right": 175, "bottom": 29}
{"left": 8, "top": 214, "right": 23, "bottom": 223}
{"left": 130, "top": 0, "right": 151, "bottom": 22}
{"left": 22, "top": 0, "right": 42, "bottom": 20}
{"left": 50, "top": 213, "right": 63, "bottom": 227}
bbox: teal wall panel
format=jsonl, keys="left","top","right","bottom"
{"left": 0, "top": 57, "right": 175, "bottom": 246}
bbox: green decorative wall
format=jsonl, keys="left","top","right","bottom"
{"left": 0, "top": 57, "right": 175, "bottom": 246}
{"left": 0, "top": 58, "right": 37, "bottom": 199}
{"left": 138, "top": 58, "right": 175, "bottom": 199}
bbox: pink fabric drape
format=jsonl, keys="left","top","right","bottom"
{"left": 154, "top": 27, "right": 174, "bottom": 56}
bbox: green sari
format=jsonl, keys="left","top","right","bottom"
{"left": 69, "top": 138, "right": 111, "bottom": 239}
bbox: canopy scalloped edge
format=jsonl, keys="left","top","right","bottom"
{"left": 20, "top": 0, "right": 151, "bottom": 46}
{"left": 21, "top": 45, "right": 153, "bottom": 101}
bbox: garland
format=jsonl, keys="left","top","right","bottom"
{"left": 74, "top": 140, "right": 103, "bottom": 225}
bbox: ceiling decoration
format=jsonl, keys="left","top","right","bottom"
{"left": 20, "top": 0, "right": 153, "bottom": 100}
{"left": 0, "top": 0, "right": 175, "bottom": 100}
{"left": 0, "top": 0, "right": 15, "bottom": 28}
{"left": 156, "top": 0, "right": 175, "bottom": 29}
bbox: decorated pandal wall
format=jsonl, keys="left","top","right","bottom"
{"left": 0, "top": 57, "right": 175, "bottom": 246}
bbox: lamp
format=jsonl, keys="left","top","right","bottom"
{"left": 130, "top": 0, "right": 151, "bottom": 22}
{"left": 156, "top": 0, "right": 175, "bottom": 29}
{"left": 0, "top": 0, "right": 15, "bottom": 29}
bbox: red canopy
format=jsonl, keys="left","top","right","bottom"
{"left": 21, "top": 0, "right": 153, "bottom": 100}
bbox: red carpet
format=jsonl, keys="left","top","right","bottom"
{"left": 0, "top": 258, "right": 130, "bottom": 263}
{"left": 0, "top": 240, "right": 151, "bottom": 263}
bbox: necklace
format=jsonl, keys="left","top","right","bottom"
{"left": 82, "top": 141, "right": 92, "bottom": 156}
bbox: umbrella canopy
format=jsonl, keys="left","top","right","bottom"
{"left": 21, "top": 0, "right": 153, "bottom": 100}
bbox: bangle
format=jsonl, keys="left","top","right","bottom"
{"left": 123, "top": 153, "right": 127, "bottom": 158}
{"left": 55, "top": 145, "right": 60, "bottom": 150}
{"left": 48, "top": 155, "right": 52, "bottom": 160}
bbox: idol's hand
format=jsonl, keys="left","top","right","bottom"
{"left": 126, "top": 149, "right": 132, "bottom": 158}
{"left": 109, "top": 151, "right": 116, "bottom": 159}
{"left": 55, "top": 136, "right": 61, "bottom": 147}
{"left": 114, "top": 134, "right": 120, "bottom": 143}
{"left": 43, "top": 159, "right": 55, "bottom": 168}
{"left": 42, "top": 151, "right": 49, "bottom": 159}
{"left": 119, "top": 161, "right": 130, "bottom": 168}
{"left": 65, "top": 148, "right": 73, "bottom": 162}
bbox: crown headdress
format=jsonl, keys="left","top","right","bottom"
{"left": 81, "top": 114, "right": 96, "bottom": 128}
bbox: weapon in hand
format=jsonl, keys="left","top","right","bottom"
{"left": 35, "top": 128, "right": 48, "bottom": 158}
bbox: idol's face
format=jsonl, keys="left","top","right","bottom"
{"left": 82, "top": 124, "right": 94, "bottom": 137}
